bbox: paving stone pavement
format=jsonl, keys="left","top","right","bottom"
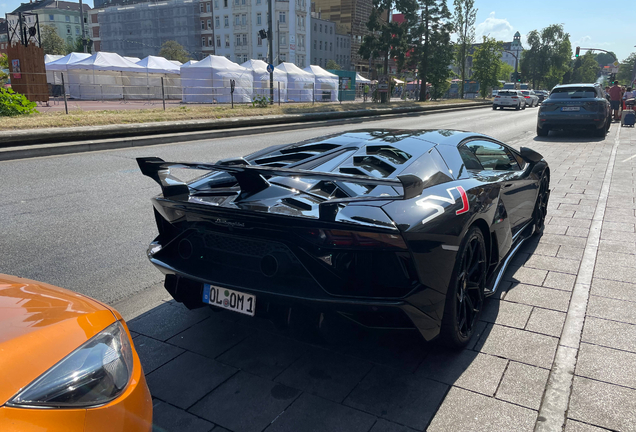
{"left": 127, "top": 125, "right": 636, "bottom": 431}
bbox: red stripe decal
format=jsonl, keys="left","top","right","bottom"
{"left": 455, "top": 186, "right": 469, "bottom": 215}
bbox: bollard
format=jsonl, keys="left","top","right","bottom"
{"left": 161, "top": 77, "right": 166, "bottom": 111}
{"left": 61, "top": 73, "right": 69, "bottom": 115}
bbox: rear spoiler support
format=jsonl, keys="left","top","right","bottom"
{"left": 137, "top": 157, "right": 425, "bottom": 210}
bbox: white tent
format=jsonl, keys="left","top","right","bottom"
{"left": 355, "top": 73, "right": 371, "bottom": 84}
{"left": 44, "top": 54, "right": 63, "bottom": 64}
{"left": 45, "top": 52, "right": 91, "bottom": 88}
{"left": 135, "top": 56, "right": 182, "bottom": 100}
{"left": 241, "top": 59, "right": 287, "bottom": 102}
{"left": 124, "top": 56, "right": 141, "bottom": 63}
{"left": 169, "top": 60, "right": 183, "bottom": 66}
{"left": 181, "top": 55, "right": 253, "bottom": 103}
{"left": 304, "top": 65, "right": 339, "bottom": 102}
{"left": 66, "top": 52, "right": 145, "bottom": 100}
{"left": 276, "top": 62, "right": 314, "bottom": 102}
{"left": 180, "top": 60, "right": 198, "bottom": 68}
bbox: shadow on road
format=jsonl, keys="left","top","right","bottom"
{"left": 128, "top": 285, "right": 499, "bottom": 432}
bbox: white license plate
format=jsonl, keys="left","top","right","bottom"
{"left": 203, "top": 284, "right": 255, "bottom": 316}
{"left": 561, "top": 106, "right": 580, "bottom": 111}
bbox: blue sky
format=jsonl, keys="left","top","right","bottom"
{"left": 2, "top": 0, "right": 634, "bottom": 62}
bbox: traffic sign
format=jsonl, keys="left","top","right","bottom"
{"left": 267, "top": 64, "right": 274, "bottom": 73}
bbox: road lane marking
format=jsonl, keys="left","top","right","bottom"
{"left": 534, "top": 127, "right": 621, "bottom": 432}
{"left": 622, "top": 154, "right": 636, "bottom": 162}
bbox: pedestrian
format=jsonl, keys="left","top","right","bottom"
{"left": 609, "top": 81, "right": 622, "bottom": 121}
{"left": 364, "top": 84, "right": 369, "bottom": 102}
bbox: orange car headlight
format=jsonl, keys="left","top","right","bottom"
{"left": 7, "top": 321, "right": 134, "bottom": 409}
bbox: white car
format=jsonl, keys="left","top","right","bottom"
{"left": 520, "top": 90, "right": 540, "bottom": 107}
{"left": 493, "top": 90, "right": 526, "bottom": 110}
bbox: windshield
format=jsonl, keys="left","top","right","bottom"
{"left": 550, "top": 87, "right": 596, "bottom": 99}
{"left": 499, "top": 91, "right": 517, "bottom": 96}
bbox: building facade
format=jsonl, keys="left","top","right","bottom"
{"left": 310, "top": 15, "right": 351, "bottom": 70}
{"left": 10, "top": 0, "right": 90, "bottom": 48}
{"left": 209, "top": 0, "right": 309, "bottom": 67}
{"left": 310, "top": 0, "right": 372, "bottom": 74}
{"left": 0, "top": 19, "right": 8, "bottom": 55}
{"left": 90, "top": 0, "right": 204, "bottom": 59}
{"left": 501, "top": 31, "right": 523, "bottom": 73}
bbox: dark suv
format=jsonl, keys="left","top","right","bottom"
{"left": 537, "top": 83, "right": 611, "bottom": 137}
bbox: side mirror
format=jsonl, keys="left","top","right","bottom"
{"left": 520, "top": 147, "right": 543, "bottom": 163}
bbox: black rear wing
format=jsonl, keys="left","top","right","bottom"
{"left": 137, "top": 157, "right": 425, "bottom": 216}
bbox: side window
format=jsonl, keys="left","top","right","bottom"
{"left": 465, "top": 140, "right": 520, "bottom": 171}
{"left": 458, "top": 145, "right": 483, "bottom": 170}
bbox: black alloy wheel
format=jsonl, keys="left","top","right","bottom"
{"left": 439, "top": 226, "right": 487, "bottom": 349}
{"left": 536, "top": 125, "right": 549, "bottom": 137}
{"left": 533, "top": 175, "right": 550, "bottom": 235}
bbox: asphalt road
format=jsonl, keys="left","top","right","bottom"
{"left": 0, "top": 106, "right": 539, "bottom": 303}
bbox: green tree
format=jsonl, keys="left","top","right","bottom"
{"left": 40, "top": 25, "right": 66, "bottom": 55}
{"left": 159, "top": 40, "right": 192, "bottom": 64}
{"left": 571, "top": 51, "right": 599, "bottom": 83}
{"left": 594, "top": 51, "right": 617, "bottom": 67}
{"left": 452, "top": 0, "right": 476, "bottom": 98}
{"left": 617, "top": 52, "right": 636, "bottom": 85}
{"left": 0, "top": 54, "right": 8, "bottom": 84}
{"left": 497, "top": 62, "right": 514, "bottom": 82}
{"left": 519, "top": 24, "right": 571, "bottom": 89}
{"left": 65, "top": 36, "right": 92, "bottom": 55}
{"left": 471, "top": 37, "right": 503, "bottom": 98}
{"left": 413, "top": 0, "right": 454, "bottom": 101}
{"left": 325, "top": 59, "right": 341, "bottom": 70}
{"left": 359, "top": 0, "right": 418, "bottom": 101}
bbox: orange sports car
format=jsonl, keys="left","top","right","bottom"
{"left": 0, "top": 274, "right": 152, "bottom": 432}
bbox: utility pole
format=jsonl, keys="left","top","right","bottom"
{"left": 78, "top": 0, "right": 87, "bottom": 52}
{"left": 268, "top": 0, "right": 274, "bottom": 104}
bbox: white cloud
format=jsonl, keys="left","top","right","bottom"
{"left": 475, "top": 12, "right": 515, "bottom": 42}
{"left": 575, "top": 35, "right": 592, "bottom": 46}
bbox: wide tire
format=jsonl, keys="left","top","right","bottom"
{"left": 594, "top": 124, "right": 606, "bottom": 137}
{"left": 492, "top": 105, "right": 497, "bottom": 110}
{"left": 515, "top": 103, "right": 520, "bottom": 110}
{"left": 439, "top": 226, "right": 487, "bottom": 349}
{"left": 533, "top": 175, "right": 550, "bottom": 236}
{"left": 536, "top": 125, "right": 549, "bottom": 137}
{"left": 522, "top": 102, "right": 526, "bottom": 110}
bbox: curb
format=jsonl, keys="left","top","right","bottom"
{"left": 0, "top": 102, "right": 491, "bottom": 161}
{"left": 0, "top": 101, "right": 490, "bottom": 147}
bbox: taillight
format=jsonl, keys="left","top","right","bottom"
{"left": 299, "top": 228, "right": 407, "bottom": 250}
{"left": 524, "top": 96, "right": 530, "bottom": 99}
{"left": 495, "top": 96, "right": 500, "bottom": 99}
{"left": 511, "top": 96, "right": 518, "bottom": 99}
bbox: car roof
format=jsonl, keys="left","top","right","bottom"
{"left": 553, "top": 83, "right": 599, "bottom": 89}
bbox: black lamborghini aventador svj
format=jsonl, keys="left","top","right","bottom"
{"left": 138, "top": 129, "right": 549, "bottom": 348}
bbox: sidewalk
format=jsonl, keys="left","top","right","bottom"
{"left": 122, "top": 125, "right": 636, "bottom": 432}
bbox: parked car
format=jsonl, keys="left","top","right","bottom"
{"left": 492, "top": 90, "right": 526, "bottom": 110}
{"left": 520, "top": 90, "right": 540, "bottom": 107}
{"left": 0, "top": 274, "right": 152, "bottom": 432}
{"left": 537, "top": 83, "right": 611, "bottom": 137}
{"left": 534, "top": 90, "right": 549, "bottom": 103}
{"left": 137, "top": 129, "right": 550, "bottom": 349}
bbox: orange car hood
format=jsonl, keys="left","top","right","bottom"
{"left": 0, "top": 274, "right": 117, "bottom": 406}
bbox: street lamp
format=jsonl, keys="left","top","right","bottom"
{"left": 504, "top": 50, "right": 519, "bottom": 81}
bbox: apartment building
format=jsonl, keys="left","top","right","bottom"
{"left": 310, "top": 0, "right": 372, "bottom": 74}
{"left": 89, "top": 0, "right": 203, "bottom": 59}
{"left": 310, "top": 15, "right": 351, "bottom": 70}
{"left": 10, "top": 0, "right": 90, "bottom": 47}
{"left": 0, "top": 19, "right": 8, "bottom": 55}
{"left": 211, "top": 0, "right": 309, "bottom": 67}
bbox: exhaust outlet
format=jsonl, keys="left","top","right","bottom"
{"left": 260, "top": 252, "right": 291, "bottom": 277}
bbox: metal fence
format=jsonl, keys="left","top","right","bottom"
{"left": 1, "top": 71, "right": 366, "bottom": 114}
